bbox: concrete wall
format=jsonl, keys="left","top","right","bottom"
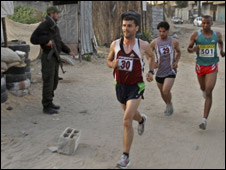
{"left": 151, "top": 6, "right": 163, "bottom": 36}
{"left": 216, "top": 5, "right": 225, "bottom": 22}
{"left": 202, "top": 3, "right": 211, "bottom": 15}
{"left": 175, "top": 8, "right": 189, "bottom": 20}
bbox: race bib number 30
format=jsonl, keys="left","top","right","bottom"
{"left": 199, "top": 45, "right": 215, "bottom": 58}
{"left": 118, "top": 56, "right": 134, "bottom": 72}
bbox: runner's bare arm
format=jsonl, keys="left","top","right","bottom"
{"left": 187, "top": 32, "right": 199, "bottom": 53}
{"left": 173, "top": 39, "right": 181, "bottom": 69}
{"left": 150, "top": 39, "right": 158, "bottom": 69}
{"left": 106, "top": 41, "right": 118, "bottom": 68}
{"left": 144, "top": 43, "right": 155, "bottom": 71}
{"left": 143, "top": 41, "right": 155, "bottom": 82}
{"left": 217, "top": 32, "right": 225, "bottom": 57}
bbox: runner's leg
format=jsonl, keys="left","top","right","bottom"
{"left": 123, "top": 97, "right": 142, "bottom": 154}
{"left": 197, "top": 75, "right": 206, "bottom": 92}
{"left": 121, "top": 104, "right": 142, "bottom": 123}
{"left": 157, "top": 82, "right": 167, "bottom": 104}
{"left": 162, "top": 78, "right": 175, "bottom": 105}
{"left": 203, "top": 70, "right": 217, "bottom": 119}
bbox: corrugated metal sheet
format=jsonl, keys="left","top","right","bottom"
{"left": 1, "top": 20, "right": 4, "bottom": 43}
{"left": 56, "top": 4, "right": 79, "bottom": 44}
{"left": 80, "top": 1, "right": 94, "bottom": 55}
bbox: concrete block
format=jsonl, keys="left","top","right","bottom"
{"left": 58, "top": 127, "right": 81, "bottom": 155}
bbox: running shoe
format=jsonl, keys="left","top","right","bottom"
{"left": 165, "top": 103, "right": 174, "bottom": 116}
{"left": 116, "top": 154, "right": 131, "bottom": 169}
{"left": 138, "top": 114, "right": 147, "bottom": 136}
{"left": 199, "top": 122, "right": 207, "bottom": 130}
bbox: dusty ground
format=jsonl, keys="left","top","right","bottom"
{"left": 1, "top": 22, "right": 225, "bottom": 169}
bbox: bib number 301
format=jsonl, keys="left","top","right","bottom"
{"left": 118, "top": 56, "right": 134, "bottom": 72}
{"left": 199, "top": 45, "right": 215, "bottom": 58}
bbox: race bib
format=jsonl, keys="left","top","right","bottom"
{"left": 199, "top": 45, "right": 215, "bottom": 58}
{"left": 118, "top": 56, "right": 134, "bottom": 72}
{"left": 159, "top": 45, "right": 172, "bottom": 56}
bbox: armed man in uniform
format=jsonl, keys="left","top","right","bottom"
{"left": 31, "top": 7, "right": 76, "bottom": 114}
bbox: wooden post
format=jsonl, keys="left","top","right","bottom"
{"left": 78, "top": 1, "right": 82, "bottom": 62}
{"left": 2, "top": 18, "right": 8, "bottom": 47}
{"left": 198, "top": 1, "right": 201, "bottom": 17}
{"left": 141, "top": 1, "right": 144, "bottom": 33}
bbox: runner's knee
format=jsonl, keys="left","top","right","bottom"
{"left": 162, "top": 89, "right": 170, "bottom": 96}
{"left": 200, "top": 86, "right": 205, "bottom": 91}
{"left": 123, "top": 118, "right": 133, "bottom": 128}
{"left": 205, "top": 88, "right": 213, "bottom": 97}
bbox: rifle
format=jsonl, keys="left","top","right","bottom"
{"left": 47, "top": 39, "right": 66, "bottom": 74}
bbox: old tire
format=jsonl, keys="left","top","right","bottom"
{"left": 25, "top": 58, "right": 31, "bottom": 66}
{"left": 8, "top": 40, "right": 30, "bottom": 53}
{"left": 25, "top": 66, "right": 31, "bottom": 72}
{"left": 25, "top": 72, "right": 32, "bottom": 80}
{"left": 5, "top": 66, "right": 26, "bottom": 75}
{"left": 1, "top": 76, "right": 6, "bottom": 87}
{"left": 8, "top": 89, "right": 29, "bottom": 97}
{"left": 5, "top": 74, "right": 27, "bottom": 83}
{"left": 1, "top": 91, "right": 8, "bottom": 103}
{"left": 6, "top": 79, "right": 31, "bottom": 91}
{"left": 1, "top": 83, "right": 6, "bottom": 93}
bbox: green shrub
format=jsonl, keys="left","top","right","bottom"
{"left": 141, "top": 30, "right": 152, "bottom": 43}
{"left": 83, "top": 54, "right": 92, "bottom": 62}
{"left": 7, "top": 6, "right": 46, "bottom": 24}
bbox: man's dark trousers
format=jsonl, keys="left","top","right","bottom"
{"left": 41, "top": 52, "right": 59, "bottom": 108}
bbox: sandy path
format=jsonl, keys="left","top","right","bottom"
{"left": 1, "top": 23, "right": 225, "bottom": 169}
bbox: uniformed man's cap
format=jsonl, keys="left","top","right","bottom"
{"left": 47, "top": 6, "right": 60, "bottom": 14}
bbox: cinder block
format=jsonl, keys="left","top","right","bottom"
{"left": 58, "top": 127, "right": 81, "bottom": 155}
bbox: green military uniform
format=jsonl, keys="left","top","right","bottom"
{"left": 30, "top": 7, "right": 71, "bottom": 109}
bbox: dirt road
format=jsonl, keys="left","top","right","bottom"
{"left": 1, "top": 23, "right": 225, "bottom": 169}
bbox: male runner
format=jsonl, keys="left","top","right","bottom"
{"left": 150, "top": 21, "right": 181, "bottom": 116}
{"left": 187, "top": 15, "right": 225, "bottom": 130}
{"left": 107, "top": 14, "right": 155, "bottom": 168}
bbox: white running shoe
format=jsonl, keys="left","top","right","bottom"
{"left": 165, "top": 103, "right": 174, "bottom": 116}
{"left": 199, "top": 122, "right": 207, "bottom": 130}
{"left": 116, "top": 154, "right": 131, "bottom": 169}
{"left": 138, "top": 114, "right": 147, "bottom": 136}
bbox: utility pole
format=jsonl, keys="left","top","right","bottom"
{"left": 141, "top": 1, "right": 144, "bottom": 33}
{"left": 198, "top": 1, "right": 201, "bottom": 17}
{"left": 163, "top": 1, "right": 166, "bottom": 21}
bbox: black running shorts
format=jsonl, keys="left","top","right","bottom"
{"left": 155, "top": 75, "right": 176, "bottom": 84}
{"left": 115, "top": 82, "right": 145, "bottom": 105}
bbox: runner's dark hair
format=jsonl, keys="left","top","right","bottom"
{"left": 157, "top": 21, "right": 170, "bottom": 30}
{"left": 122, "top": 15, "right": 139, "bottom": 26}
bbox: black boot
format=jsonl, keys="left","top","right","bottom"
{"left": 43, "top": 107, "right": 59, "bottom": 114}
{"left": 50, "top": 103, "right": 60, "bottom": 110}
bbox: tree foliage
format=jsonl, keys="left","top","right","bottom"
{"left": 176, "top": 1, "right": 188, "bottom": 8}
{"left": 7, "top": 6, "right": 46, "bottom": 24}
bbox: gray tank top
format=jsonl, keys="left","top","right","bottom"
{"left": 155, "top": 37, "right": 176, "bottom": 77}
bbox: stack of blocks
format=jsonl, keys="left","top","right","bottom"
{"left": 58, "top": 127, "right": 81, "bottom": 155}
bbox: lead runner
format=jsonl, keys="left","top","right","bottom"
{"left": 106, "top": 13, "right": 155, "bottom": 168}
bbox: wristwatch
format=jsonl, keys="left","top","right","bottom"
{"left": 148, "top": 70, "right": 154, "bottom": 75}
